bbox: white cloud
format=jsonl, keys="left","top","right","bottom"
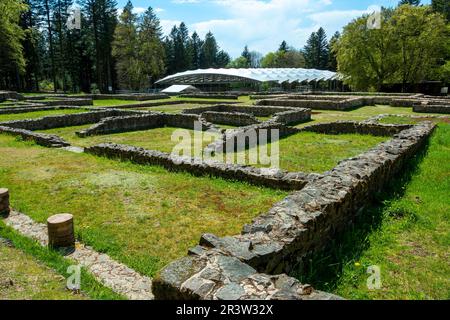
{"left": 117, "top": 6, "right": 147, "bottom": 16}
{"left": 161, "top": 20, "right": 183, "bottom": 35}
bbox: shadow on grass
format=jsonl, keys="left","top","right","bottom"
{"left": 291, "top": 138, "right": 431, "bottom": 292}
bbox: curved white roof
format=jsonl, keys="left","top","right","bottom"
{"left": 156, "top": 68, "right": 337, "bottom": 85}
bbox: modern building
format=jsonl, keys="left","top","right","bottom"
{"left": 156, "top": 68, "right": 339, "bottom": 92}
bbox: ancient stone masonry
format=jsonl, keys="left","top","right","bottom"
{"left": 24, "top": 98, "right": 94, "bottom": 107}
{"left": 299, "top": 121, "right": 412, "bottom": 137}
{"left": 180, "top": 94, "right": 239, "bottom": 100}
{"left": 85, "top": 143, "right": 320, "bottom": 190}
{"left": 0, "top": 126, "right": 70, "bottom": 147}
{"left": 153, "top": 122, "right": 435, "bottom": 299}
{"left": 0, "top": 109, "right": 139, "bottom": 131}
{"left": 0, "top": 91, "right": 24, "bottom": 101}
{"left": 0, "top": 125, "right": 70, "bottom": 147}
{"left": 0, "top": 105, "right": 89, "bottom": 115}
{"left": 182, "top": 104, "right": 311, "bottom": 126}
{"left": 391, "top": 97, "right": 450, "bottom": 114}
{"left": 87, "top": 93, "right": 169, "bottom": 101}
{"left": 152, "top": 249, "right": 341, "bottom": 300}
{"left": 201, "top": 111, "right": 260, "bottom": 127}
{"left": 77, "top": 113, "right": 218, "bottom": 137}
{"left": 0, "top": 188, "right": 10, "bottom": 215}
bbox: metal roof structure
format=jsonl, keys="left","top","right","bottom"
{"left": 156, "top": 68, "right": 338, "bottom": 85}
{"left": 161, "top": 85, "right": 199, "bottom": 94}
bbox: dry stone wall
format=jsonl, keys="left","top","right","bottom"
{"left": 201, "top": 111, "right": 260, "bottom": 126}
{"left": 0, "top": 109, "right": 138, "bottom": 131}
{"left": 0, "top": 106, "right": 87, "bottom": 115}
{"left": 0, "top": 126, "right": 69, "bottom": 147}
{"left": 152, "top": 122, "right": 435, "bottom": 299}
{"left": 77, "top": 113, "right": 218, "bottom": 137}
{"left": 85, "top": 143, "right": 319, "bottom": 190}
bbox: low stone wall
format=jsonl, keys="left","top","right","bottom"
{"left": 201, "top": 111, "right": 260, "bottom": 126}
{"left": 89, "top": 93, "right": 169, "bottom": 101}
{"left": 257, "top": 97, "right": 365, "bottom": 110}
{"left": 206, "top": 122, "right": 300, "bottom": 153}
{"left": 0, "top": 106, "right": 87, "bottom": 115}
{"left": 180, "top": 94, "right": 239, "bottom": 100}
{"left": 26, "top": 98, "right": 93, "bottom": 107}
{"left": 0, "top": 126, "right": 69, "bottom": 147}
{"left": 272, "top": 109, "right": 311, "bottom": 125}
{"left": 152, "top": 249, "right": 341, "bottom": 300}
{"left": 182, "top": 104, "right": 311, "bottom": 125}
{"left": 299, "top": 121, "right": 411, "bottom": 136}
{"left": 0, "top": 109, "right": 138, "bottom": 131}
{"left": 77, "top": 113, "right": 217, "bottom": 137}
{"left": 413, "top": 104, "right": 450, "bottom": 114}
{"left": 153, "top": 122, "right": 435, "bottom": 299}
{"left": 0, "top": 91, "right": 24, "bottom": 101}
{"left": 85, "top": 143, "right": 319, "bottom": 191}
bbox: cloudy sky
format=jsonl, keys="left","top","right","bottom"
{"left": 114, "top": 0, "right": 431, "bottom": 58}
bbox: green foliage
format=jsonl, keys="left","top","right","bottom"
{"left": 431, "top": 0, "right": 450, "bottom": 21}
{"left": 260, "top": 49, "right": 305, "bottom": 68}
{"left": 0, "top": 0, "right": 28, "bottom": 89}
{"left": 336, "top": 5, "right": 448, "bottom": 91}
{"left": 304, "top": 27, "right": 329, "bottom": 70}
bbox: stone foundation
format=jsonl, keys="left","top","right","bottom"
{"left": 0, "top": 106, "right": 88, "bottom": 115}
{"left": 180, "top": 94, "right": 239, "bottom": 100}
{"left": 0, "top": 109, "right": 139, "bottom": 131}
{"left": 85, "top": 143, "right": 319, "bottom": 190}
{"left": 152, "top": 122, "right": 435, "bottom": 299}
{"left": 183, "top": 105, "right": 311, "bottom": 126}
{"left": 201, "top": 111, "right": 260, "bottom": 126}
{"left": 25, "top": 98, "right": 93, "bottom": 106}
{"left": 76, "top": 113, "right": 218, "bottom": 137}
{"left": 0, "top": 126, "right": 69, "bottom": 147}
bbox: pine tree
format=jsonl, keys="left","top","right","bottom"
{"left": 431, "top": 0, "right": 450, "bottom": 21}
{"left": 200, "top": 32, "right": 218, "bottom": 68}
{"left": 398, "top": 0, "right": 421, "bottom": 6}
{"left": 279, "top": 41, "right": 288, "bottom": 53}
{"left": 241, "top": 46, "right": 251, "bottom": 68}
{"left": 328, "top": 31, "right": 340, "bottom": 71}
{"left": 187, "top": 32, "right": 203, "bottom": 69}
{"left": 303, "top": 27, "right": 329, "bottom": 70}
{"left": 138, "top": 7, "right": 166, "bottom": 85}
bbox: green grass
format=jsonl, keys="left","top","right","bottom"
{"left": 294, "top": 124, "right": 450, "bottom": 300}
{"left": 137, "top": 103, "right": 209, "bottom": 114}
{"left": 92, "top": 99, "right": 165, "bottom": 107}
{"left": 39, "top": 126, "right": 220, "bottom": 152}
{"left": 0, "top": 222, "right": 123, "bottom": 300}
{"left": 92, "top": 96, "right": 246, "bottom": 108}
{"left": 0, "top": 134, "right": 287, "bottom": 276}
{"left": 0, "top": 109, "right": 87, "bottom": 122}
{"left": 216, "top": 132, "right": 387, "bottom": 173}
{"left": 296, "top": 105, "right": 448, "bottom": 128}
{"left": 379, "top": 116, "right": 450, "bottom": 125}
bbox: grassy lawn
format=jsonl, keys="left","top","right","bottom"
{"left": 92, "top": 96, "right": 247, "bottom": 108}
{"left": 296, "top": 105, "right": 448, "bottom": 128}
{"left": 0, "top": 241, "right": 86, "bottom": 300}
{"left": 136, "top": 103, "right": 210, "bottom": 114}
{"left": 39, "top": 126, "right": 220, "bottom": 152}
{"left": 296, "top": 124, "right": 449, "bottom": 300}
{"left": 215, "top": 132, "right": 387, "bottom": 173}
{"left": 0, "top": 134, "right": 287, "bottom": 276}
{"left": 0, "top": 109, "right": 87, "bottom": 123}
{"left": 379, "top": 116, "right": 450, "bottom": 125}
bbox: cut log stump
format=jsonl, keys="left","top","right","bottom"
{"left": 47, "top": 214, "right": 75, "bottom": 248}
{"left": 0, "top": 188, "right": 10, "bottom": 215}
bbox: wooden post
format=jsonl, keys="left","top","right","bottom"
{"left": 0, "top": 188, "right": 10, "bottom": 215}
{"left": 47, "top": 214, "right": 75, "bottom": 248}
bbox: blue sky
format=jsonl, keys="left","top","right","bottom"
{"left": 114, "top": 0, "right": 431, "bottom": 58}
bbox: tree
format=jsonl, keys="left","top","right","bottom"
{"left": 241, "top": 46, "right": 251, "bottom": 67}
{"left": 261, "top": 48, "right": 305, "bottom": 68}
{"left": 0, "top": 0, "right": 28, "bottom": 89}
{"left": 398, "top": 0, "right": 421, "bottom": 6}
{"left": 328, "top": 31, "right": 340, "bottom": 71}
{"left": 392, "top": 5, "right": 448, "bottom": 91}
{"left": 279, "top": 41, "right": 288, "bottom": 52}
{"left": 227, "top": 56, "right": 249, "bottom": 68}
{"left": 303, "top": 27, "right": 329, "bottom": 69}
{"left": 188, "top": 32, "right": 202, "bottom": 69}
{"left": 336, "top": 6, "right": 447, "bottom": 91}
{"left": 138, "top": 7, "right": 166, "bottom": 84}
{"left": 112, "top": 1, "right": 139, "bottom": 90}
{"left": 431, "top": 0, "right": 450, "bottom": 21}
{"left": 215, "top": 50, "right": 230, "bottom": 68}
{"left": 199, "top": 31, "right": 218, "bottom": 68}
